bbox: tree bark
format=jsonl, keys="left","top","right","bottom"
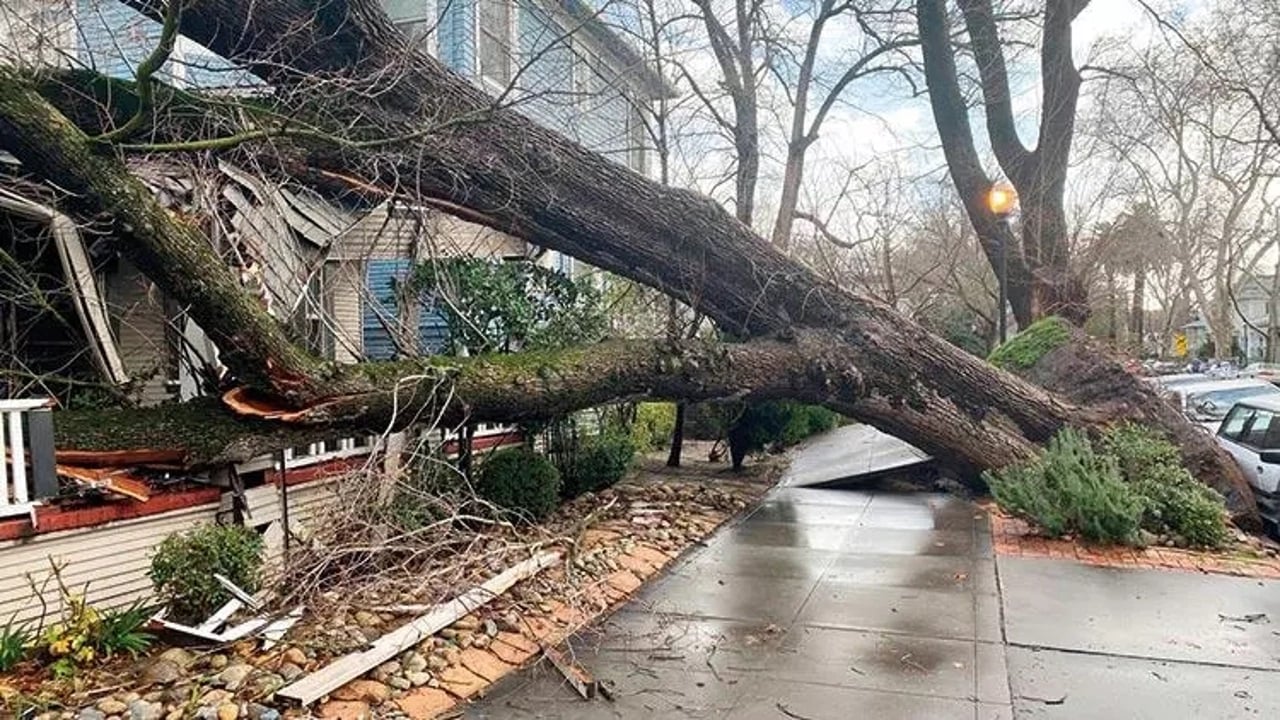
{"left": 920, "top": 0, "right": 1089, "bottom": 324}
{"left": 0, "top": 1, "right": 1259, "bottom": 525}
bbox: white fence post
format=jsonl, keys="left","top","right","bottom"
{"left": 0, "top": 399, "right": 55, "bottom": 519}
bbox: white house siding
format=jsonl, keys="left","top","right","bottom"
{"left": 0, "top": 478, "right": 343, "bottom": 626}
{"left": 328, "top": 260, "right": 367, "bottom": 364}
{"left": 0, "top": 501, "right": 218, "bottom": 626}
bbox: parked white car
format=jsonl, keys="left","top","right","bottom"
{"left": 1170, "top": 378, "right": 1280, "bottom": 427}
{"left": 1215, "top": 394, "right": 1280, "bottom": 532}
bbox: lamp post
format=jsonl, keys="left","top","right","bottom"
{"left": 988, "top": 182, "right": 1018, "bottom": 344}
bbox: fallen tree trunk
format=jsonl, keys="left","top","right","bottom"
{"left": 0, "top": 2, "right": 1259, "bottom": 525}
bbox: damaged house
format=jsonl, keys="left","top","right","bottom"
{"left": 0, "top": 0, "right": 669, "bottom": 623}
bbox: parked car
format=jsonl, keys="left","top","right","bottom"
{"left": 1146, "top": 373, "right": 1211, "bottom": 389}
{"left": 1215, "top": 395, "right": 1280, "bottom": 533}
{"left": 1170, "top": 378, "right": 1280, "bottom": 428}
{"left": 1242, "top": 362, "right": 1280, "bottom": 384}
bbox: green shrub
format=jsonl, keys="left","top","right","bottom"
{"left": 631, "top": 402, "right": 677, "bottom": 451}
{"left": 149, "top": 524, "right": 264, "bottom": 623}
{"left": 988, "top": 316, "right": 1072, "bottom": 370}
{"left": 561, "top": 431, "right": 636, "bottom": 498}
{"left": 0, "top": 619, "right": 28, "bottom": 672}
{"left": 986, "top": 428, "right": 1144, "bottom": 544}
{"left": 37, "top": 593, "right": 153, "bottom": 678}
{"left": 476, "top": 448, "right": 562, "bottom": 521}
{"left": 1100, "top": 423, "right": 1228, "bottom": 548}
{"left": 95, "top": 599, "right": 154, "bottom": 658}
{"left": 1133, "top": 464, "right": 1230, "bottom": 548}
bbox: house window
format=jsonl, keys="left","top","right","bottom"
{"left": 478, "top": 0, "right": 512, "bottom": 86}
{"left": 385, "top": 0, "right": 436, "bottom": 53}
{"left": 628, "top": 106, "right": 647, "bottom": 174}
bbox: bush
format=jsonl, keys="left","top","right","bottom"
{"left": 986, "top": 428, "right": 1144, "bottom": 544}
{"left": 631, "top": 402, "right": 677, "bottom": 451}
{"left": 988, "top": 316, "right": 1072, "bottom": 370}
{"left": 1100, "top": 423, "right": 1229, "bottom": 548}
{"left": 561, "top": 431, "right": 636, "bottom": 498}
{"left": 149, "top": 524, "right": 264, "bottom": 623}
{"left": 476, "top": 448, "right": 562, "bottom": 521}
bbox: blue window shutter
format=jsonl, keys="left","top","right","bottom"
{"left": 362, "top": 260, "right": 406, "bottom": 360}
{"left": 437, "top": 0, "right": 477, "bottom": 75}
{"left": 362, "top": 259, "right": 449, "bottom": 359}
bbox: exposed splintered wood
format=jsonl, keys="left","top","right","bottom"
{"left": 276, "top": 551, "right": 561, "bottom": 706}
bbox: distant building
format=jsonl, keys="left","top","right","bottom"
{"left": 1183, "top": 275, "right": 1275, "bottom": 360}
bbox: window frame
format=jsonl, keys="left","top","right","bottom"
{"left": 477, "top": 0, "right": 515, "bottom": 90}
{"left": 1219, "top": 404, "right": 1258, "bottom": 444}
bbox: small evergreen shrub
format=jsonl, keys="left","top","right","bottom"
{"left": 561, "top": 431, "right": 636, "bottom": 497}
{"left": 986, "top": 428, "right": 1144, "bottom": 544}
{"left": 631, "top": 402, "right": 677, "bottom": 451}
{"left": 987, "top": 316, "right": 1072, "bottom": 370}
{"left": 149, "top": 524, "right": 264, "bottom": 623}
{"left": 476, "top": 448, "right": 562, "bottom": 521}
{"left": 1100, "top": 423, "right": 1229, "bottom": 548}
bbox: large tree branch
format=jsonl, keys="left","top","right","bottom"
{"left": 0, "top": 0, "right": 1257, "bottom": 523}
{"left": 956, "top": 0, "right": 1032, "bottom": 175}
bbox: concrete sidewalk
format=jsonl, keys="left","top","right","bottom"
{"left": 469, "top": 483, "right": 1010, "bottom": 719}
{"left": 466, "top": 430, "right": 1280, "bottom": 719}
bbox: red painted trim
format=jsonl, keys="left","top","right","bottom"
{"left": 0, "top": 486, "right": 222, "bottom": 542}
{"left": 265, "top": 456, "right": 369, "bottom": 487}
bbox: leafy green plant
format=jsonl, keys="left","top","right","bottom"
{"left": 0, "top": 619, "right": 29, "bottom": 672}
{"left": 986, "top": 428, "right": 1144, "bottom": 544}
{"left": 987, "top": 316, "right": 1072, "bottom": 370}
{"left": 95, "top": 600, "right": 155, "bottom": 658}
{"left": 1100, "top": 423, "right": 1228, "bottom": 548}
{"left": 475, "top": 448, "right": 562, "bottom": 521}
{"left": 408, "top": 257, "right": 608, "bottom": 354}
{"left": 149, "top": 524, "right": 264, "bottom": 623}
{"left": 561, "top": 431, "right": 636, "bottom": 497}
{"left": 631, "top": 402, "right": 677, "bottom": 451}
{"left": 725, "top": 401, "right": 843, "bottom": 469}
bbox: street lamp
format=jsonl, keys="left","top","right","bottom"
{"left": 988, "top": 181, "right": 1018, "bottom": 344}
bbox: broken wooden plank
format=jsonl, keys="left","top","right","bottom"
{"left": 214, "top": 573, "right": 263, "bottom": 610}
{"left": 261, "top": 605, "right": 305, "bottom": 650}
{"left": 196, "top": 598, "right": 244, "bottom": 634}
{"left": 542, "top": 644, "right": 596, "bottom": 700}
{"left": 276, "top": 551, "right": 561, "bottom": 706}
{"left": 149, "top": 615, "right": 230, "bottom": 644}
{"left": 221, "top": 617, "right": 270, "bottom": 642}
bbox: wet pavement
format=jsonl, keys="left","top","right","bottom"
{"left": 467, "top": 427, "right": 1280, "bottom": 719}
{"left": 1001, "top": 557, "right": 1280, "bottom": 719}
{"left": 469, "top": 480, "right": 1008, "bottom": 719}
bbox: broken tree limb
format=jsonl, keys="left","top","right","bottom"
{"left": 276, "top": 551, "right": 561, "bottom": 706}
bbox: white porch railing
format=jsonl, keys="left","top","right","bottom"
{"left": 0, "top": 398, "right": 57, "bottom": 519}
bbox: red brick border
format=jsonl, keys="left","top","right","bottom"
{"left": 986, "top": 505, "right": 1280, "bottom": 579}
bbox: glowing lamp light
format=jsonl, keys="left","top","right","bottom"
{"left": 988, "top": 182, "right": 1018, "bottom": 217}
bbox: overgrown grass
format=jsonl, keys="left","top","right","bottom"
{"left": 987, "top": 316, "right": 1072, "bottom": 370}
{"left": 0, "top": 619, "right": 28, "bottom": 672}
